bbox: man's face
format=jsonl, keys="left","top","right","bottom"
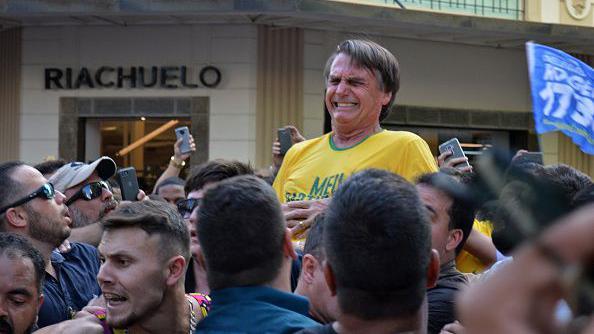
{"left": 417, "top": 184, "right": 455, "bottom": 264}
{"left": 0, "top": 254, "right": 43, "bottom": 334}
{"left": 325, "top": 53, "right": 392, "bottom": 132}
{"left": 97, "top": 227, "right": 167, "bottom": 328}
{"left": 158, "top": 184, "right": 185, "bottom": 206}
{"left": 304, "top": 255, "right": 339, "bottom": 323}
{"left": 65, "top": 172, "right": 117, "bottom": 228}
{"left": 12, "top": 166, "right": 71, "bottom": 247}
{"left": 187, "top": 189, "right": 205, "bottom": 258}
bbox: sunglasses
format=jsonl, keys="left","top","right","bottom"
{"left": 0, "top": 183, "right": 56, "bottom": 214}
{"left": 177, "top": 198, "right": 200, "bottom": 218}
{"left": 65, "top": 180, "right": 111, "bottom": 206}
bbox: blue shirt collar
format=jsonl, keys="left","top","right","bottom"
{"left": 50, "top": 249, "right": 65, "bottom": 265}
{"left": 210, "top": 286, "right": 310, "bottom": 316}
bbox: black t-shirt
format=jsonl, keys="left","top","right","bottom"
{"left": 294, "top": 324, "right": 337, "bottom": 334}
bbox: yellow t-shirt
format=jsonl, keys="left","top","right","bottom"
{"left": 456, "top": 219, "right": 494, "bottom": 274}
{"left": 273, "top": 130, "right": 438, "bottom": 203}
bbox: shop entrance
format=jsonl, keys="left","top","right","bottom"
{"left": 59, "top": 97, "right": 210, "bottom": 191}
{"left": 92, "top": 118, "right": 191, "bottom": 190}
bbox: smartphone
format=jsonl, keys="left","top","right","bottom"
{"left": 278, "top": 128, "right": 293, "bottom": 155}
{"left": 514, "top": 152, "right": 544, "bottom": 165}
{"left": 116, "top": 167, "right": 140, "bottom": 201}
{"left": 439, "top": 138, "right": 471, "bottom": 169}
{"left": 175, "top": 126, "right": 192, "bottom": 155}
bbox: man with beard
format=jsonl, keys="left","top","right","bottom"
{"left": 49, "top": 157, "right": 119, "bottom": 246}
{"left": 0, "top": 161, "right": 101, "bottom": 328}
{"left": 0, "top": 233, "right": 45, "bottom": 334}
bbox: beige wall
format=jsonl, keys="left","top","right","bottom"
{"left": 541, "top": 132, "right": 594, "bottom": 177}
{"left": 525, "top": 0, "right": 594, "bottom": 26}
{"left": 0, "top": 28, "right": 21, "bottom": 162}
{"left": 256, "top": 26, "right": 304, "bottom": 168}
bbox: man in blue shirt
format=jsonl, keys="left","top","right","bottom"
{"left": 195, "top": 175, "right": 319, "bottom": 333}
{"left": 0, "top": 161, "right": 101, "bottom": 328}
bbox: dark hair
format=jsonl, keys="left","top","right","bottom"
{"left": 323, "top": 39, "right": 400, "bottom": 122}
{"left": 571, "top": 184, "right": 594, "bottom": 209}
{"left": 492, "top": 163, "right": 590, "bottom": 255}
{"left": 0, "top": 232, "right": 46, "bottom": 292}
{"left": 33, "top": 159, "right": 67, "bottom": 177}
{"left": 536, "top": 164, "right": 592, "bottom": 204}
{"left": 303, "top": 213, "right": 327, "bottom": 261}
{"left": 0, "top": 161, "right": 26, "bottom": 227}
{"left": 102, "top": 201, "right": 190, "bottom": 262}
{"left": 197, "top": 175, "right": 285, "bottom": 290}
{"left": 155, "top": 177, "right": 185, "bottom": 194}
{"left": 325, "top": 169, "right": 430, "bottom": 320}
{"left": 416, "top": 172, "right": 476, "bottom": 254}
{"left": 185, "top": 159, "right": 254, "bottom": 194}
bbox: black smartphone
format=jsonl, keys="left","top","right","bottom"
{"left": 175, "top": 126, "right": 192, "bottom": 154}
{"left": 439, "top": 137, "right": 471, "bottom": 169}
{"left": 116, "top": 167, "right": 140, "bottom": 201}
{"left": 278, "top": 128, "right": 293, "bottom": 155}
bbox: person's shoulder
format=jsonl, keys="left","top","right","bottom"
{"left": 68, "top": 242, "right": 99, "bottom": 256}
{"left": 66, "top": 242, "right": 99, "bottom": 256}
{"left": 63, "top": 242, "right": 100, "bottom": 268}
{"left": 292, "top": 133, "right": 330, "bottom": 151}
{"left": 380, "top": 130, "right": 425, "bottom": 143}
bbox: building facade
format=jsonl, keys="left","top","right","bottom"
{"left": 1, "top": 0, "right": 593, "bottom": 181}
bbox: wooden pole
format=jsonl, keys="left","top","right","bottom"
{"left": 117, "top": 119, "right": 179, "bottom": 157}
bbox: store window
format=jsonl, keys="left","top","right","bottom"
{"left": 97, "top": 118, "right": 191, "bottom": 191}
{"left": 59, "top": 97, "right": 208, "bottom": 192}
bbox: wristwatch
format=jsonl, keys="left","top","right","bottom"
{"left": 170, "top": 156, "right": 186, "bottom": 169}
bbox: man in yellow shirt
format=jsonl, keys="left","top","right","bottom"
{"left": 273, "top": 39, "right": 437, "bottom": 235}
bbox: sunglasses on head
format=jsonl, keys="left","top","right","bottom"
{"left": 65, "top": 180, "right": 111, "bottom": 206}
{"left": 0, "top": 183, "right": 55, "bottom": 214}
{"left": 177, "top": 198, "right": 200, "bottom": 217}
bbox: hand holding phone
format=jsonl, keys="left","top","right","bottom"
{"left": 278, "top": 128, "right": 294, "bottom": 155}
{"left": 438, "top": 138, "right": 471, "bottom": 169}
{"left": 116, "top": 167, "right": 140, "bottom": 201}
{"left": 175, "top": 126, "right": 193, "bottom": 155}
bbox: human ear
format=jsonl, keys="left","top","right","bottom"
{"left": 301, "top": 254, "right": 317, "bottom": 285}
{"left": 446, "top": 229, "right": 464, "bottom": 253}
{"left": 166, "top": 255, "right": 187, "bottom": 286}
{"left": 426, "top": 249, "right": 440, "bottom": 289}
{"left": 282, "top": 228, "right": 297, "bottom": 260}
{"left": 4, "top": 207, "right": 28, "bottom": 229}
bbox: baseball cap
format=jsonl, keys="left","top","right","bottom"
{"left": 49, "top": 156, "right": 117, "bottom": 192}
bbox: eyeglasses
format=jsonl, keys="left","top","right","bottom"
{"left": 65, "top": 180, "right": 111, "bottom": 206}
{"left": 177, "top": 198, "right": 200, "bottom": 218}
{"left": 0, "top": 183, "right": 56, "bottom": 214}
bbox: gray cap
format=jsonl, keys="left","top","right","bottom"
{"left": 49, "top": 156, "right": 117, "bottom": 192}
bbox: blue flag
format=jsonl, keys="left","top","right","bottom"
{"left": 526, "top": 42, "right": 594, "bottom": 154}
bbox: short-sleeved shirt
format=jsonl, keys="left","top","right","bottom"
{"left": 195, "top": 286, "right": 319, "bottom": 333}
{"left": 273, "top": 130, "right": 437, "bottom": 203}
{"left": 38, "top": 242, "right": 101, "bottom": 328}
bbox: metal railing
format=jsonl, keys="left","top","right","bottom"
{"left": 360, "top": 0, "right": 524, "bottom": 20}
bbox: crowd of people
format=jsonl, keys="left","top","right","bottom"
{"left": 1, "top": 39, "right": 593, "bottom": 334}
